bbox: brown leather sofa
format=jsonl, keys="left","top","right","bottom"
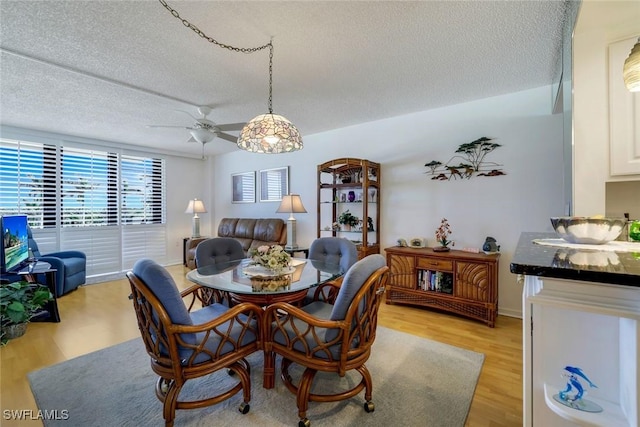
{"left": 185, "top": 218, "right": 287, "bottom": 269}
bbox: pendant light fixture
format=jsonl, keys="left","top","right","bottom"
{"left": 623, "top": 37, "right": 640, "bottom": 92}
{"left": 158, "top": 0, "right": 303, "bottom": 153}
{"left": 237, "top": 44, "right": 303, "bottom": 153}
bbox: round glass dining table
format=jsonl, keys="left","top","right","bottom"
{"left": 186, "top": 258, "right": 344, "bottom": 305}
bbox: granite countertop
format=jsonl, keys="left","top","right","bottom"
{"left": 510, "top": 232, "right": 640, "bottom": 287}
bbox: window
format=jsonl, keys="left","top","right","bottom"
{"left": 0, "top": 140, "right": 57, "bottom": 228}
{"left": 259, "top": 166, "right": 289, "bottom": 202}
{"left": 1, "top": 138, "right": 167, "bottom": 278}
{"left": 0, "top": 139, "right": 165, "bottom": 226}
{"left": 121, "top": 155, "right": 164, "bottom": 224}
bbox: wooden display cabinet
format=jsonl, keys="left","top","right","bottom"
{"left": 317, "top": 158, "right": 380, "bottom": 259}
{"left": 385, "top": 246, "right": 499, "bottom": 327}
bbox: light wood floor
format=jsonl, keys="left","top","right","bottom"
{"left": 0, "top": 264, "right": 522, "bottom": 426}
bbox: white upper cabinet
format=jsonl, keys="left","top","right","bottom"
{"left": 609, "top": 36, "right": 640, "bottom": 176}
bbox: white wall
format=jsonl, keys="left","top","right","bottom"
{"left": 209, "top": 86, "right": 564, "bottom": 318}
{"left": 573, "top": 0, "right": 640, "bottom": 215}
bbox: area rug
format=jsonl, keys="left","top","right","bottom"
{"left": 28, "top": 326, "right": 484, "bottom": 427}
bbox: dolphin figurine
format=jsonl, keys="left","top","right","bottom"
{"left": 559, "top": 366, "right": 597, "bottom": 402}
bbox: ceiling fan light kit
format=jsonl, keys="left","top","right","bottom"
{"left": 189, "top": 127, "right": 215, "bottom": 144}
{"left": 158, "top": 0, "right": 303, "bottom": 153}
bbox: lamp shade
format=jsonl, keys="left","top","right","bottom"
{"left": 623, "top": 37, "right": 640, "bottom": 92}
{"left": 276, "top": 194, "right": 306, "bottom": 251}
{"left": 237, "top": 113, "right": 303, "bottom": 154}
{"left": 276, "top": 194, "right": 307, "bottom": 214}
{"left": 185, "top": 198, "right": 207, "bottom": 214}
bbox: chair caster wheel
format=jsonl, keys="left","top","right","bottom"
{"left": 364, "top": 401, "right": 375, "bottom": 413}
{"left": 239, "top": 402, "right": 250, "bottom": 414}
{"left": 298, "top": 418, "right": 310, "bottom": 427}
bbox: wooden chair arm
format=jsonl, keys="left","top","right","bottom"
{"left": 168, "top": 302, "right": 263, "bottom": 365}
{"left": 311, "top": 277, "right": 343, "bottom": 303}
{"left": 173, "top": 302, "right": 263, "bottom": 333}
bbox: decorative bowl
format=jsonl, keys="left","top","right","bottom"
{"left": 550, "top": 217, "right": 625, "bottom": 245}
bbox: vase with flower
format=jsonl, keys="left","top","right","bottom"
{"left": 247, "top": 244, "right": 291, "bottom": 274}
{"left": 433, "top": 218, "right": 454, "bottom": 252}
{"left": 246, "top": 245, "right": 293, "bottom": 291}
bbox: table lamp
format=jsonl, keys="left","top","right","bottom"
{"left": 185, "top": 198, "right": 207, "bottom": 238}
{"left": 276, "top": 194, "right": 307, "bottom": 250}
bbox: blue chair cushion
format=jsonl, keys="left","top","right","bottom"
{"left": 272, "top": 301, "right": 340, "bottom": 360}
{"left": 326, "top": 254, "right": 386, "bottom": 342}
{"left": 195, "top": 237, "right": 244, "bottom": 268}
{"left": 309, "top": 237, "right": 358, "bottom": 273}
{"left": 188, "top": 303, "right": 259, "bottom": 364}
{"left": 132, "top": 259, "right": 196, "bottom": 358}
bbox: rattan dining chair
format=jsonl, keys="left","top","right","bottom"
{"left": 126, "top": 258, "right": 262, "bottom": 427}
{"left": 193, "top": 237, "right": 245, "bottom": 306}
{"left": 262, "top": 254, "right": 389, "bottom": 427}
{"left": 304, "top": 237, "right": 358, "bottom": 304}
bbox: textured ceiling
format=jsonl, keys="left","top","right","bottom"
{"left": 0, "top": 0, "right": 568, "bottom": 157}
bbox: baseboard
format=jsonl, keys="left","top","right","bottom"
{"left": 498, "top": 308, "right": 522, "bottom": 319}
{"left": 84, "top": 261, "right": 183, "bottom": 285}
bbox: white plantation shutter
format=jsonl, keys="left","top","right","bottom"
{"left": 120, "top": 154, "right": 165, "bottom": 224}
{"left": 1, "top": 138, "right": 167, "bottom": 278}
{"left": 0, "top": 139, "right": 58, "bottom": 227}
{"left": 121, "top": 224, "right": 167, "bottom": 271}
{"left": 60, "top": 146, "right": 118, "bottom": 227}
{"left": 60, "top": 227, "right": 121, "bottom": 276}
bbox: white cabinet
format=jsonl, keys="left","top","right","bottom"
{"left": 609, "top": 36, "right": 640, "bottom": 176}
{"left": 523, "top": 275, "right": 639, "bottom": 427}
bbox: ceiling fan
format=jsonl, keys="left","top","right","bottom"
{"left": 148, "top": 106, "right": 245, "bottom": 145}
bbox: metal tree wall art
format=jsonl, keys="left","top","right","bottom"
{"left": 425, "top": 137, "right": 505, "bottom": 180}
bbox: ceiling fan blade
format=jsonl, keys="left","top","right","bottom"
{"left": 217, "top": 132, "right": 239, "bottom": 143}
{"left": 147, "top": 125, "right": 191, "bottom": 129}
{"left": 217, "top": 123, "right": 246, "bottom": 132}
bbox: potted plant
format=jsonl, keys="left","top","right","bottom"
{"left": 1, "top": 281, "right": 52, "bottom": 345}
{"left": 338, "top": 210, "right": 359, "bottom": 231}
{"left": 434, "top": 218, "right": 454, "bottom": 252}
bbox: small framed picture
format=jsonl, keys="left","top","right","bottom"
{"left": 232, "top": 171, "right": 255, "bottom": 203}
{"left": 259, "top": 166, "right": 289, "bottom": 202}
{"left": 409, "top": 238, "right": 425, "bottom": 248}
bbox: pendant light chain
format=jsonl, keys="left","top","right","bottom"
{"left": 158, "top": 0, "right": 271, "bottom": 53}
{"left": 158, "top": 0, "right": 302, "bottom": 153}
{"left": 158, "top": 0, "right": 275, "bottom": 113}
{"left": 268, "top": 43, "right": 273, "bottom": 114}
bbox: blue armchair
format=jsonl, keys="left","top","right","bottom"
{"left": 27, "top": 226, "right": 86, "bottom": 297}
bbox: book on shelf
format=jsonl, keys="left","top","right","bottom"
{"left": 417, "top": 269, "right": 453, "bottom": 294}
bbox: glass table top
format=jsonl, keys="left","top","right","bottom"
{"left": 186, "top": 258, "right": 344, "bottom": 295}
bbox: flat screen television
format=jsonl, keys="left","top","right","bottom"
{"left": 1, "top": 215, "right": 30, "bottom": 274}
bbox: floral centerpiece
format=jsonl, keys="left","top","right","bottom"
{"left": 246, "top": 245, "right": 292, "bottom": 292}
{"left": 434, "top": 218, "right": 454, "bottom": 252}
{"left": 248, "top": 244, "right": 291, "bottom": 275}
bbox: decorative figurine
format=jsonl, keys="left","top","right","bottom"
{"left": 552, "top": 366, "right": 603, "bottom": 413}
{"left": 482, "top": 236, "right": 500, "bottom": 253}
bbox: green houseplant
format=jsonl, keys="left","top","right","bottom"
{"left": 1, "top": 281, "right": 52, "bottom": 344}
{"left": 337, "top": 210, "right": 359, "bottom": 230}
